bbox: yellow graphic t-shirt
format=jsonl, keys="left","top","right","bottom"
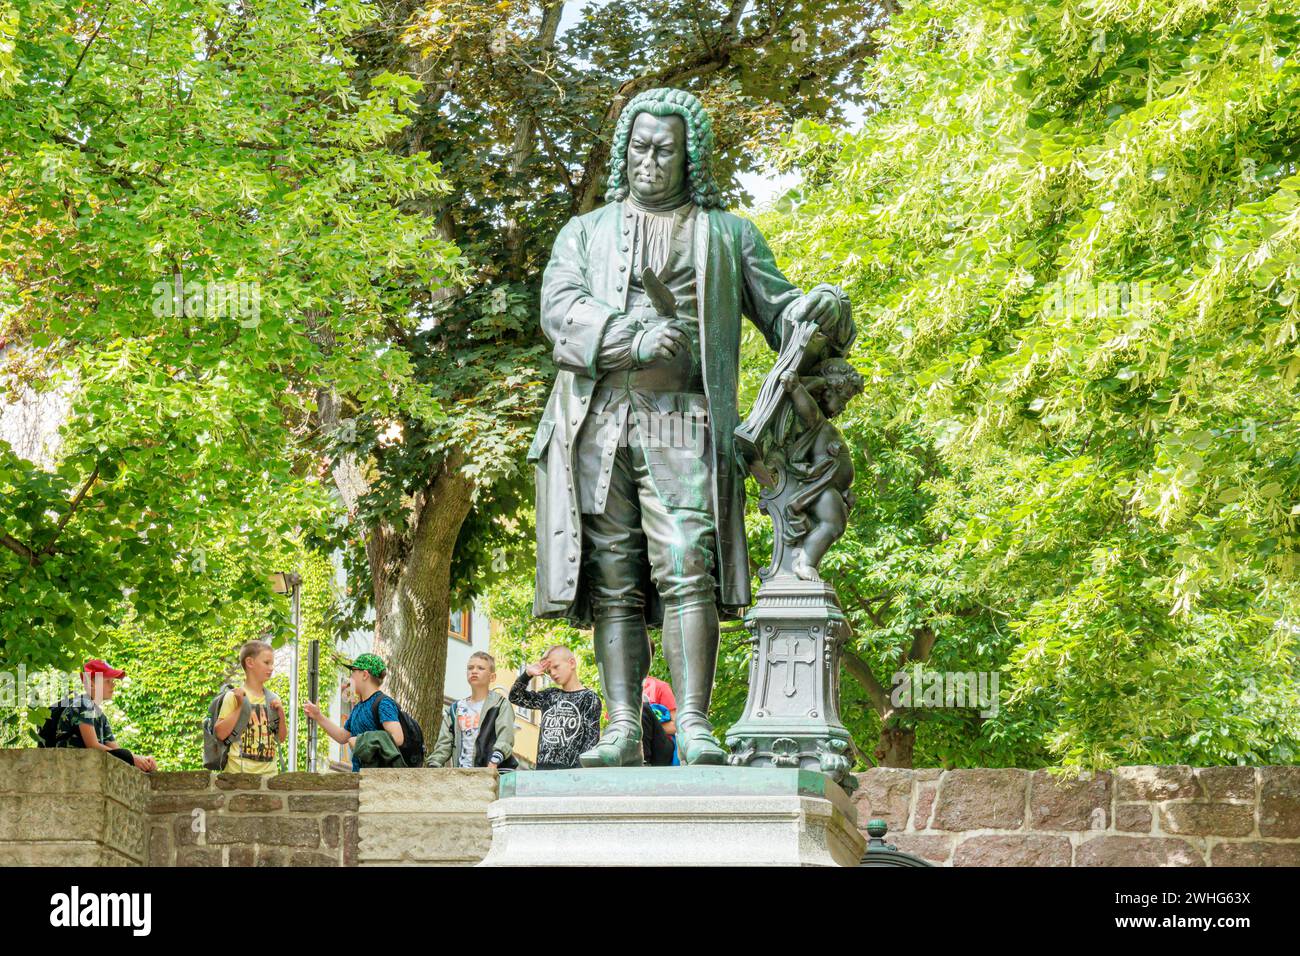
{"left": 217, "top": 688, "right": 278, "bottom": 774}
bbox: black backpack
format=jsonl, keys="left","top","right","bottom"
{"left": 369, "top": 692, "right": 425, "bottom": 767}
{"left": 36, "top": 697, "right": 72, "bottom": 748}
{"left": 642, "top": 702, "right": 675, "bottom": 767}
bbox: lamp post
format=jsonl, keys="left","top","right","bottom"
{"left": 270, "top": 571, "right": 305, "bottom": 771}
{"left": 306, "top": 639, "right": 319, "bottom": 772}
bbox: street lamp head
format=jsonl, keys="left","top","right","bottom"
{"left": 270, "top": 571, "right": 302, "bottom": 594}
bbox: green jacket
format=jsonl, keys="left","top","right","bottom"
{"left": 351, "top": 730, "right": 407, "bottom": 768}
{"left": 426, "top": 690, "right": 516, "bottom": 768}
{"left": 531, "top": 200, "right": 855, "bottom": 627}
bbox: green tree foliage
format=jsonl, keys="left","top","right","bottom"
{"left": 0, "top": 542, "right": 343, "bottom": 771}
{"left": 758, "top": 0, "right": 1300, "bottom": 768}
{"left": 0, "top": 0, "right": 457, "bottom": 680}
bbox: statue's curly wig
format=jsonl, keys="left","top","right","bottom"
{"left": 605, "top": 87, "right": 724, "bottom": 209}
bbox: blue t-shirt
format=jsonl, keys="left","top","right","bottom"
{"left": 343, "top": 693, "right": 401, "bottom": 772}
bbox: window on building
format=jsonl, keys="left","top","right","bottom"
{"left": 449, "top": 608, "right": 471, "bottom": 644}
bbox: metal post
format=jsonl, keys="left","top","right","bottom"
{"left": 289, "top": 577, "right": 301, "bottom": 772}
{"left": 307, "top": 638, "right": 319, "bottom": 772}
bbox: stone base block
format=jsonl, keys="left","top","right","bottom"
{"left": 480, "top": 767, "right": 863, "bottom": 867}
{"left": 357, "top": 767, "right": 498, "bottom": 866}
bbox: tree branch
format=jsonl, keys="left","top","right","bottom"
{"left": 0, "top": 534, "right": 38, "bottom": 566}
{"left": 43, "top": 462, "right": 100, "bottom": 555}
{"left": 841, "top": 645, "right": 893, "bottom": 719}
{"left": 62, "top": 15, "right": 108, "bottom": 93}
{"left": 905, "top": 624, "right": 937, "bottom": 665}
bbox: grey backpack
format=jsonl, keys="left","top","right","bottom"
{"left": 202, "top": 685, "right": 281, "bottom": 771}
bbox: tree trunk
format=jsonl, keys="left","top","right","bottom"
{"left": 874, "top": 720, "right": 915, "bottom": 768}
{"left": 370, "top": 458, "right": 476, "bottom": 739}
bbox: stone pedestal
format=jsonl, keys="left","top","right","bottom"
{"left": 358, "top": 768, "right": 497, "bottom": 866}
{"left": 480, "top": 767, "right": 863, "bottom": 867}
{"left": 725, "top": 575, "right": 857, "bottom": 791}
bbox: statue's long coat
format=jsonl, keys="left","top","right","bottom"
{"left": 530, "top": 199, "right": 854, "bottom": 627}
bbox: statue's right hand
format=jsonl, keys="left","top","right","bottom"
{"left": 636, "top": 323, "right": 686, "bottom": 365}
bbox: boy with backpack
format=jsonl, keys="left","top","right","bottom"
{"left": 427, "top": 651, "right": 517, "bottom": 770}
{"left": 643, "top": 701, "right": 675, "bottom": 767}
{"left": 41, "top": 659, "right": 157, "bottom": 773}
{"left": 303, "top": 653, "right": 424, "bottom": 769}
{"left": 203, "top": 639, "right": 286, "bottom": 774}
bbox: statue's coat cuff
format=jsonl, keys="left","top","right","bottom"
{"left": 554, "top": 296, "right": 621, "bottom": 378}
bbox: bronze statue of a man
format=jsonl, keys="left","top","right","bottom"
{"left": 529, "top": 87, "right": 855, "bottom": 767}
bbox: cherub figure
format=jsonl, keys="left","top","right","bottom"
{"left": 777, "top": 357, "right": 864, "bottom": 581}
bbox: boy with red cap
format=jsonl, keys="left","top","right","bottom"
{"left": 47, "top": 660, "right": 157, "bottom": 772}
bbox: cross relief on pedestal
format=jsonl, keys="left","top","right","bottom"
{"left": 769, "top": 635, "right": 817, "bottom": 698}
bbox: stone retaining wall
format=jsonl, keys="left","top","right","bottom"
{"left": 358, "top": 768, "right": 497, "bottom": 865}
{"left": 0, "top": 749, "right": 149, "bottom": 865}
{"left": 5, "top": 751, "right": 1298, "bottom": 866}
{"left": 851, "top": 766, "right": 1300, "bottom": 866}
{"left": 0, "top": 750, "right": 499, "bottom": 867}
{"left": 147, "top": 770, "right": 361, "bottom": 867}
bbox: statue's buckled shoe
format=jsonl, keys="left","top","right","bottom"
{"left": 677, "top": 723, "right": 726, "bottom": 765}
{"left": 579, "top": 723, "right": 643, "bottom": 768}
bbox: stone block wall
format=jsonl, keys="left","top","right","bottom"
{"left": 851, "top": 766, "right": 1300, "bottom": 866}
{"left": 5, "top": 752, "right": 1298, "bottom": 867}
{"left": 147, "top": 771, "right": 361, "bottom": 867}
{"left": 146, "top": 767, "right": 500, "bottom": 866}
{"left": 358, "top": 768, "right": 497, "bottom": 865}
{"left": 0, "top": 749, "right": 149, "bottom": 865}
{"left": 0, "top": 750, "right": 500, "bottom": 867}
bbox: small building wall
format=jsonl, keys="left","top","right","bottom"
{"left": 146, "top": 770, "right": 361, "bottom": 867}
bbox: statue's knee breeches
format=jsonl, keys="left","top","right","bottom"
{"left": 580, "top": 428, "right": 717, "bottom": 611}
{"left": 581, "top": 510, "right": 717, "bottom": 605}
{"left": 581, "top": 510, "right": 648, "bottom": 612}
{"left": 642, "top": 503, "right": 717, "bottom": 603}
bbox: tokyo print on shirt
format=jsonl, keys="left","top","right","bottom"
{"left": 509, "top": 674, "right": 601, "bottom": 769}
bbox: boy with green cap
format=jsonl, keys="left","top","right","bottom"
{"left": 303, "top": 653, "right": 404, "bottom": 772}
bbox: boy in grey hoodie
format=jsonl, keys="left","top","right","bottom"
{"left": 427, "top": 652, "right": 518, "bottom": 769}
